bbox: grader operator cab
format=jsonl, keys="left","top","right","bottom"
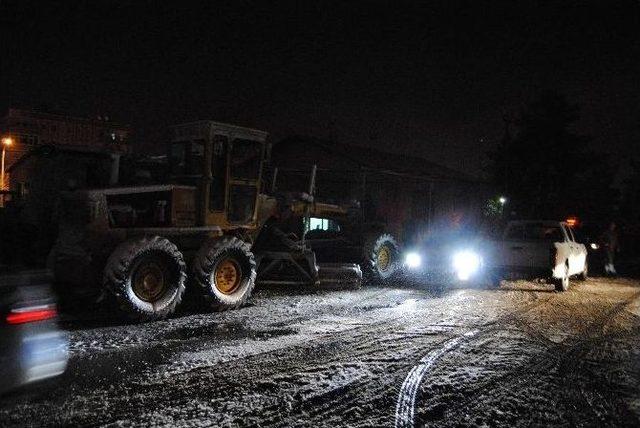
{"left": 49, "top": 120, "right": 402, "bottom": 321}
{"left": 169, "top": 121, "right": 267, "bottom": 230}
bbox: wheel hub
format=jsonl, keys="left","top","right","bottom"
{"left": 133, "top": 262, "right": 166, "bottom": 302}
{"left": 215, "top": 259, "right": 241, "bottom": 294}
{"left": 377, "top": 246, "right": 391, "bottom": 272}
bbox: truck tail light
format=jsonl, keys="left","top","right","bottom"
{"left": 6, "top": 306, "right": 58, "bottom": 325}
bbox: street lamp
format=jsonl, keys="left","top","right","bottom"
{"left": 497, "top": 196, "right": 507, "bottom": 219}
{"left": 1, "top": 137, "right": 13, "bottom": 207}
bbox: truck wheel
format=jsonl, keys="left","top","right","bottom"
{"left": 193, "top": 236, "right": 256, "bottom": 311}
{"left": 553, "top": 264, "right": 570, "bottom": 292}
{"left": 363, "top": 233, "right": 401, "bottom": 284}
{"left": 103, "top": 236, "right": 187, "bottom": 321}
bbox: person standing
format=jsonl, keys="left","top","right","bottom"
{"left": 602, "top": 222, "right": 619, "bottom": 275}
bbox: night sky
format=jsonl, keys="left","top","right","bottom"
{"left": 1, "top": 0, "right": 639, "bottom": 176}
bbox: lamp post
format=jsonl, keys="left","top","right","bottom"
{"left": 498, "top": 196, "right": 507, "bottom": 220}
{"left": 1, "top": 137, "right": 13, "bottom": 207}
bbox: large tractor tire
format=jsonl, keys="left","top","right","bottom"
{"left": 362, "top": 233, "right": 401, "bottom": 284}
{"left": 103, "top": 236, "right": 187, "bottom": 321}
{"left": 192, "top": 236, "right": 256, "bottom": 311}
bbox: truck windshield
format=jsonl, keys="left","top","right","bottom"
{"left": 230, "top": 139, "right": 262, "bottom": 180}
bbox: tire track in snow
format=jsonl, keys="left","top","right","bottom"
{"left": 394, "top": 329, "right": 479, "bottom": 428}
{"left": 393, "top": 286, "right": 640, "bottom": 428}
{"left": 393, "top": 290, "right": 553, "bottom": 428}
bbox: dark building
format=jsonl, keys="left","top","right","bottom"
{"left": 0, "top": 108, "right": 130, "bottom": 193}
{"left": 0, "top": 109, "right": 129, "bottom": 265}
{"left": 271, "top": 137, "right": 488, "bottom": 244}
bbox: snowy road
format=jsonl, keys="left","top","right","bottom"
{"left": 1, "top": 277, "right": 639, "bottom": 427}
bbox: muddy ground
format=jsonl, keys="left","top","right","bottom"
{"left": 1, "top": 276, "right": 639, "bottom": 427}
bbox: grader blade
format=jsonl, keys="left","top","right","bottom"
{"left": 317, "top": 263, "right": 362, "bottom": 288}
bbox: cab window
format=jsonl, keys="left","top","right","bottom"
{"left": 565, "top": 226, "right": 576, "bottom": 242}
{"left": 308, "top": 217, "right": 341, "bottom": 232}
{"left": 306, "top": 217, "right": 342, "bottom": 239}
{"left": 170, "top": 140, "right": 205, "bottom": 175}
{"left": 209, "top": 135, "right": 228, "bottom": 211}
{"left": 230, "top": 138, "right": 262, "bottom": 180}
{"left": 170, "top": 142, "right": 186, "bottom": 175}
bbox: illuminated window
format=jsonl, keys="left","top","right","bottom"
{"left": 310, "top": 218, "right": 328, "bottom": 230}
{"left": 309, "top": 217, "right": 340, "bottom": 232}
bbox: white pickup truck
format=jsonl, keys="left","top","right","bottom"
{"left": 486, "top": 220, "right": 588, "bottom": 291}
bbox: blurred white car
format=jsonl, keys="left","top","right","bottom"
{"left": 0, "top": 270, "right": 68, "bottom": 394}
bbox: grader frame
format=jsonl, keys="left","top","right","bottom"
{"left": 49, "top": 120, "right": 398, "bottom": 321}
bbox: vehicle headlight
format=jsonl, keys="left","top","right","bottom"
{"left": 590, "top": 243, "right": 599, "bottom": 250}
{"left": 404, "top": 252, "right": 422, "bottom": 269}
{"left": 452, "top": 250, "right": 481, "bottom": 281}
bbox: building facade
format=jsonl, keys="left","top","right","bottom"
{"left": 0, "top": 109, "right": 131, "bottom": 263}
{"left": 0, "top": 108, "right": 130, "bottom": 191}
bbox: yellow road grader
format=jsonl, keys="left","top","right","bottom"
{"left": 49, "top": 121, "right": 401, "bottom": 321}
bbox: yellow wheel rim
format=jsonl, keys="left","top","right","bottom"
{"left": 377, "top": 245, "right": 391, "bottom": 272}
{"left": 133, "top": 262, "right": 166, "bottom": 302}
{"left": 215, "top": 259, "right": 241, "bottom": 294}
